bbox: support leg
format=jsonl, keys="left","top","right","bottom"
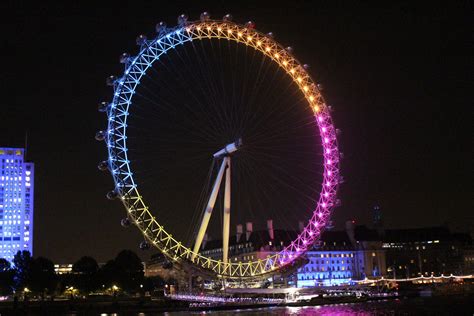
{"left": 191, "top": 157, "right": 228, "bottom": 261}
{"left": 222, "top": 157, "right": 231, "bottom": 265}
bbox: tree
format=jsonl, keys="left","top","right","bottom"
{"left": 0, "top": 258, "right": 14, "bottom": 295}
{"left": 114, "top": 250, "right": 144, "bottom": 292}
{"left": 72, "top": 256, "right": 99, "bottom": 293}
{"left": 13, "top": 250, "right": 33, "bottom": 290}
{"left": 29, "top": 257, "right": 57, "bottom": 295}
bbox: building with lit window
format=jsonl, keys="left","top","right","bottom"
{"left": 0, "top": 147, "right": 34, "bottom": 263}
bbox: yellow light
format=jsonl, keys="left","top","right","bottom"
{"left": 297, "top": 77, "right": 303, "bottom": 83}
{"left": 238, "top": 32, "right": 243, "bottom": 37}
{"left": 257, "top": 40, "right": 262, "bottom": 46}
{"left": 197, "top": 26, "right": 201, "bottom": 31}
{"left": 290, "top": 68, "right": 296, "bottom": 74}
{"left": 265, "top": 46, "right": 271, "bottom": 52}
{"left": 303, "top": 85, "right": 309, "bottom": 92}
{"left": 228, "top": 29, "right": 232, "bottom": 34}
{"left": 207, "top": 26, "right": 211, "bottom": 31}
{"left": 313, "top": 105, "right": 320, "bottom": 112}
{"left": 247, "top": 36, "right": 252, "bottom": 41}
{"left": 309, "top": 95, "right": 315, "bottom": 102}
{"left": 282, "top": 60, "right": 288, "bottom": 66}
{"left": 274, "top": 53, "right": 279, "bottom": 58}
{"left": 217, "top": 27, "right": 222, "bottom": 32}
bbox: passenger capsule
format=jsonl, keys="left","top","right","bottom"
{"left": 136, "top": 34, "right": 147, "bottom": 46}
{"left": 156, "top": 21, "right": 167, "bottom": 33}
{"left": 106, "top": 190, "right": 119, "bottom": 200}
{"left": 98, "top": 161, "right": 109, "bottom": 171}
{"left": 106, "top": 75, "right": 116, "bottom": 86}
{"left": 139, "top": 241, "right": 150, "bottom": 250}
{"left": 95, "top": 131, "right": 106, "bottom": 141}
{"left": 286, "top": 46, "right": 293, "bottom": 53}
{"left": 317, "top": 83, "right": 324, "bottom": 91}
{"left": 162, "top": 260, "right": 173, "bottom": 269}
{"left": 245, "top": 21, "right": 255, "bottom": 29}
{"left": 121, "top": 218, "right": 131, "bottom": 227}
{"left": 338, "top": 176, "right": 345, "bottom": 184}
{"left": 98, "top": 101, "right": 109, "bottom": 113}
{"left": 266, "top": 32, "right": 274, "bottom": 38}
{"left": 335, "top": 199, "right": 342, "bottom": 207}
{"left": 336, "top": 128, "right": 342, "bottom": 135}
{"left": 223, "top": 14, "right": 232, "bottom": 21}
{"left": 119, "top": 53, "right": 130, "bottom": 64}
{"left": 200, "top": 11, "right": 211, "bottom": 21}
{"left": 177, "top": 14, "right": 188, "bottom": 25}
{"left": 339, "top": 152, "right": 344, "bottom": 159}
{"left": 303, "top": 64, "right": 310, "bottom": 69}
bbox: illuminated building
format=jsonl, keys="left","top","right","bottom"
{"left": 0, "top": 147, "right": 34, "bottom": 263}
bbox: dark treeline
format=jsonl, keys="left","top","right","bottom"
{"left": 0, "top": 250, "right": 164, "bottom": 297}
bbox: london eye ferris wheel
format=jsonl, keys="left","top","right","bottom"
{"left": 96, "top": 12, "right": 341, "bottom": 279}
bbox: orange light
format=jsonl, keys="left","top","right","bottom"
{"left": 303, "top": 86, "right": 309, "bottom": 92}
{"left": 265, "top": 46, "right": 271, "bottom": 52}
{"left": 297, "top": 77, "right": 303, "bottom": 83}
{"left": 207, "top": 26, "right": 211, "bottom": 31}
{"left": 197, "top": 26, "right": 202, "bottom": 31}
{"left": 282, "top": 60, "right": 288, "bottom": 66}
{"left": 257, "top": 40, "right": 262, "bottom": 46}
{"left": 227, "top": 29, "right": 233, "bottom": 34}
{"left": 313, "top": 105, "right": 320, "bottom": 112}
{"left": 247, "top": 36, "right": 252, "bottom": 41}
{"left": 309, "top": 95, "right": 315, "bottom": 102}
{"left": 217, "top": 27, "right": 222, "bottom": 32}
{"left": 274, "top": 53, "right": 280, "bottom": 58}
{"left": 238, "top": 32, "right": 243, "bottom": 37}
{"left": 290, "top": 68, "right": 296, "bottom": 74}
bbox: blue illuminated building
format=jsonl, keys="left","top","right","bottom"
{"left": 0, "top": 148, "right": 34, "bottom": 263}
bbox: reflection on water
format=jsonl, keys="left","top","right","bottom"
{"left": 76, "top": 295, "right": 474, "bottom": 316}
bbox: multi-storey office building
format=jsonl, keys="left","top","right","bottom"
{"left": 0, "top": 147, "right": 34, "bottom": 263}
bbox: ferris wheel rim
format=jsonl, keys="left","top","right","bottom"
{"left": 104, "top": 19, "right": 340, "bottom": 278}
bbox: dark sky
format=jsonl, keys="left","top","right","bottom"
{"left": 0, "top": 1, "right": 471, "bottom": 263}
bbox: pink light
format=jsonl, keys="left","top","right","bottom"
{"left": 324, "top": 192, "right": 329, "bottom": 197}
{"left": 326, "top": 148, "right": 331, "bottom": 154}
{"left": 326, "top": 181, "right": 331, "bottom": 186}
{"left": 318, "top": 116, "right": 323, "bottom": 122}
{"left": 324, "top": 137, "right": 329, "bottom": 143}
{"left": 318, "top": 212, "right": 323, "bottom": 217}
{"left": 327, "top": 159, "right": 332, "bottom": 165}
{"left": 322, "top": 127, "right": 327, "bottom": 133}
{"left": 328, "top": 171, "right": 332, "bottom": 176}
{"left": 314, "top": 221, "right": 319, "bottom": 226}
{"left": 309, "top": 231, "right": 314, "bottom": 236}
{"left": 321, "top": 203, "right": 327, "bottom": 208}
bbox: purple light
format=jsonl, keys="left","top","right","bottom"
{"left": 324, "top": 137, "right": 329, "bottom": 143}
{"left": 324, "top": 192, "right": 329, "bottom": 197}
{"left": 327, "top": 159, "right": 332, "bottom": 165}
{"left": 322, "top": 127, "right": 327, "bottom": 132}
{"left": 318, "top": 116, "right": 323, "bottom": 122}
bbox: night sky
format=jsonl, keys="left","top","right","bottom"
{"left": 0, "top": 1, "right": 471, "bottom": 263}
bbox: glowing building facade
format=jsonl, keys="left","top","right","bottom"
{"left": 0, "top": 148, "right": 34, "bottom": 263}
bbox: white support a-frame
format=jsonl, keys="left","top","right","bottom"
{"left": 191, "top": 139, "right": 241, "bottom": 263}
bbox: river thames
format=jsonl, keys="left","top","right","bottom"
{"left": 91, "top": 295, "right": 474, "bottom": 315}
